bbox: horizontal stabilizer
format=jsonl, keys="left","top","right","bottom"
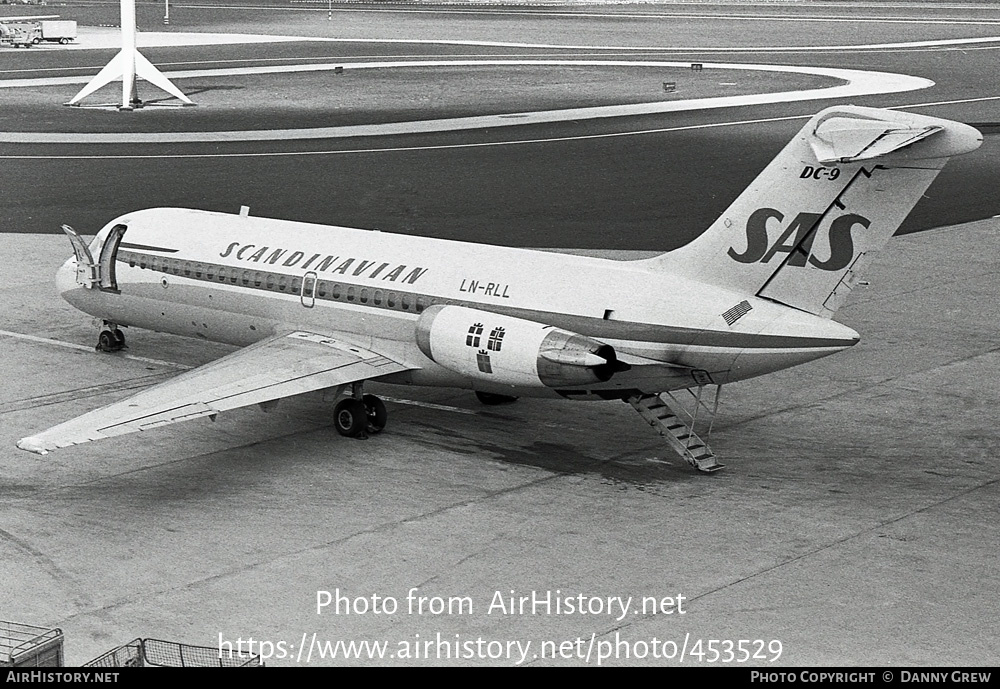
{"left": 809, "top": 116, "right": 942, "bottom": 163}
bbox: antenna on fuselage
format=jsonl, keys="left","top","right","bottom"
{"left": 66, "top": 0, "right": 192, "bottom": 110}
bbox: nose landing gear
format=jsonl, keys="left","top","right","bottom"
{"left": 96, "top": 323, "right": 126, "bottom": 352}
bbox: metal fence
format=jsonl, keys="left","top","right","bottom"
{"left": 0, "top": 620, "right": 64, "bottom": 667}
{"left": 84, "top": 638, "right": 260, "bottom": 667}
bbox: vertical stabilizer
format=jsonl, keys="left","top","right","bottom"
{"left": 643, "top": 106, "right": 981, "bottom": 317}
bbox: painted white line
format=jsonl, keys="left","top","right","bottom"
{"left": 0, "top": 113, "right": 824, "bottom": 159}
{"left": 0, "top": 329, "right": 192, "bottom": 370}
{"left": 380, "top": 396, "right": 479, "bottom": 416}
{"left": 178, "top": 4, "right": 1000, "bottom": 27}
{"left": 205, "top": 32, "right": 1000, "bottom": 53}
{"left": 0, "top": 51, "right": 674, "bottom": 76}
{"left": 0, "top": 59, "right": 932, "bottom": 144}
{"left": 0, "top": 113, "right": 873, "bottom": 160}
{"left": 282, "top": 34, "right": 1000, "bottom": 53}
{"left": 50, "top": 27, "right": 1000, "bottom": 54}
{"left": 893, "top": 93, "right": 1000, "bottom": 109}
{"left": 5, "top": 89, "right": 992, "bottom": 161}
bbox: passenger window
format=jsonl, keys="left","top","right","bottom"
{"left": 218, "top": 267, "right": 227, "bottom": 282}
{"left": 387, "top": 292, "right": 396, "bottom": 308}
{"left": 266, "top": 274, "right": 275, "bottom": 290}
{"left": 416, "top": 296, "right": 425, "bottom": 313}
{"left": 291, "top": 277, "right": 300, "bottom": 293}
{"left": 183, "top": 262, "right": 191, "bottom": 277}
{"left": 347, "top": 286, "right": 355, "bottom": 301}
{"left": 360, "top": 288, "right": 369, "bottom": 304}
{"left": 254, "top": 272, "right": 262, "bottom": 287}
{"left": 332, "top": 283, "right": 341, "bottom": 299}
{"left": 194, "top": 263, "right": 203, "bottom": 278}
{"left": 401, "top": 293, "right": 410, "bottom": 310}
{"left": 374, "top": 290, "right": 382, "bottom": 306}
{"left": 279, "top": 276, "right": 288, "bottom": 292}
{"left": 242, "top": 270, "right": 250, "bottom": 286}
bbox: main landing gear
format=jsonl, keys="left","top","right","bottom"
{"left": 334, "top": 383, "right": 387, "bottom": 438}
{"left": 96, "top": 323, "right": 126, "bottom": 352}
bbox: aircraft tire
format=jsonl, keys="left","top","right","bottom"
{"left": 113, "top": 329, "right": 126, "bottom": 348}
{"left": 475, "top": 391, "right": 519, "bottom": 405}
{"left": 97, "top": 330, "right": 116, "bottom": 352}
{"left": 363, "top": 394, "right": 387, "bottom": 434}
{"left": 334, "top": 398, "right": 367, "bottom": 437}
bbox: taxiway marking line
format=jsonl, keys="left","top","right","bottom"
{"left": 0, "top": 59, "right": 931, "bottom": 145}
{"left": 0, "top": 113, "right": 817, "bottom": 159}
{"left": 893, "top": 93, "right": 1000, "bottom": 109}
{"left": 224, "top": 33, "right": 1000, "bottom": 53}
{"left": 3, "top": 89, "right": 996, "bottom": 161}
{"left": 275, "top": 35, "right": 1000, "bottom": 53}
{"left": 180, "top": 4, "right": 1000, "bottom": 27}
{"left": 0, "top": 51, "right": 727, "bottom": 76}
{"left": 380, "top": 397, "right": 479, "bottom": 416}
{"left": 32, "top": 28, "right": 1000, "bottom": 54}
{"left": 0, "top": 329, "right": 192, "bottom": 370}
{"left": 1, "top": 83, "right": 993, "bottom": 161}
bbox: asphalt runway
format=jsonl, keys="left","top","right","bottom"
{"left": 1, "top": 1, "right": 999, "bottom": 667}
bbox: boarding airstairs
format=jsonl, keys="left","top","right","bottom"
{"left": 627, "top": 384, "right": 724, "bottom": 473}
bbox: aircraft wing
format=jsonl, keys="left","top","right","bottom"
{"left": 17, "top": 331, "right": 412, "bottom": 454}
{"left": 0, "top": 15, "right": 61, "bottom": 22}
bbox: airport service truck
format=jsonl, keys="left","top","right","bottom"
{"left": 0, "top": 20, "right": 75, "bottom": 47}
{"left": 39, "top": 20, "right": 76, "bottom": 44}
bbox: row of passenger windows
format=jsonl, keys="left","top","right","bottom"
{"left": 123, "top": 252, "right": 428, "bottom": 313}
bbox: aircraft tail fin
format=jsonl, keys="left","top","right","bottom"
{"left": 644, "top": 106, "right": 981, "bottom": 317}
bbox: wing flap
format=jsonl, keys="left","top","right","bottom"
{"left": 17, "top": 331, "right": 413, "bottom": 454}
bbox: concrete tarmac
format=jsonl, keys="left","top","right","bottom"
{"left": 0, "top": 220, "right": 997, "bottom": 666}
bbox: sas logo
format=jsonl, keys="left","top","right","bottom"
{"left": 727, "top": 208, "right": 871, "bottom": 272}
{"left": 467, "top": 323, "right": 506, "bottom": 374}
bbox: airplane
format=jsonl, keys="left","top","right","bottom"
{"left": 16, "top": 105, "right": 982, "bottom": 472}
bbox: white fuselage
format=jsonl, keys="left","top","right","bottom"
{"left": 57, "top": 208, "right": 859, "bottom": 398}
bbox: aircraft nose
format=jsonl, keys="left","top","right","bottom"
{"left": 55, "top": 256, "right": 77, "bottom": 295}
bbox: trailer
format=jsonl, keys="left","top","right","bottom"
{"left": 40, "top": 20, "right": 75, "bottom": 44}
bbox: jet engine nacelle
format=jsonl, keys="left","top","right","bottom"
{"left": 415, "top": 305, "right": 626, "bottom": 388}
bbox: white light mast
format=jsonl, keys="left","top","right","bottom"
{"left": 67, "top": 0, "right": 192, "bottom": 110}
